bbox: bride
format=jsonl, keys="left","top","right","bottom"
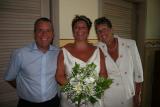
{"left": 56, "top": 15, "right": 108, "bottom": 107}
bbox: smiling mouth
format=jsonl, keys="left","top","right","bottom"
{"left": 41, "top": 38, "right": 48, "bottom": 41}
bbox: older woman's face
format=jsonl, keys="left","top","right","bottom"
{"left": 73, "top": 20, "right": 89, "bottom": 41}
{"left": 95, "top": 24, "right": 112, "bottom": 42}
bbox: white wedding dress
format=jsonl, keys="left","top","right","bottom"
{"left": 60, "top": 47, "right": 104, "bottom": 107}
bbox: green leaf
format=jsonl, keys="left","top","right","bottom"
{"left": 89, "top": 96, "right": 97, "bottom": 104}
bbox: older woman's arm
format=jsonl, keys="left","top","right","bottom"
{"left": 134, "top": 82, "right": 143, "bottom": 107}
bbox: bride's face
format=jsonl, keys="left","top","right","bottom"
{"left": 73, "top": 21, "right": 89, "bottom": 41}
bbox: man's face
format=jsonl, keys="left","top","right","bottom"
{"left": 34, "top": 21, "right": 53, "bottom": 51}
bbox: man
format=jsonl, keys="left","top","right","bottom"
{"left": 4, "top": 17, "right": 60, "bottom": 107}
{"left": 94, "top": 17, "right": 143, "bottom": 107}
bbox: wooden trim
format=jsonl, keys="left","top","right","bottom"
{"left": 145, "top": 39, "right": 160, "bottom": 48}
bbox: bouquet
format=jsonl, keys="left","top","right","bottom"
{"left": 61, "top": 62, "right": 112, "bottom": 107}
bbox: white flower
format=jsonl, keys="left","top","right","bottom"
{"left": 73, "top": 82, "right": 82, "bottom": 94}
{"left": 84, "top": 77, "right": 95, "bottom": 84}
{"left": 76, "top": 74, "right": 82, "bottom": 79}
{"left": 69, "top": 78, "right": 77, "bottom": 85}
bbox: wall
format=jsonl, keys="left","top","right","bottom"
{"left": 59, "top": 0, "right": 98, "bottom": 46}
{"left": 146, "top": 0, "right": 160, "bottom": 39}
{"left": 142, "top": 0, "right": 160, "bottom": 107}
{"left": 0, "top": 0, "right": 50, "bottom": 106}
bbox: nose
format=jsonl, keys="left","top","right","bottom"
{"left": 41, "top": 30, "right": 48, "bottom": 35}
{"left": 97, "top": 30, "right": 105, "bottom": 36}
{"left": 37, "top": 29, "right": 50, "bottom": 34}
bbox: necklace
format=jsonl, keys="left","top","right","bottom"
{"left": 108, "top": 38, "right": 118, "bottom": 52}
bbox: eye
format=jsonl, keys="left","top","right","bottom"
{"left": 36, "top": 29, "right": 52, "bottom": 33}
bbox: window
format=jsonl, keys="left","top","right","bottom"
{"left": 99, "top": 0, "right": 137, "bottom": 39}
{"left": 0, "top": 0, "right": 50, "bottom": 106}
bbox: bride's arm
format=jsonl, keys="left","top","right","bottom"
{"left": 55, "top": 50, "right": 67, "bottom": 85}
{"left": 99, "top": 49, "right": 108, "bottom": 78}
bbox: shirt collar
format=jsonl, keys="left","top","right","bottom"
{"left": 31, "top": 42, "right": 58, "bottom": 52}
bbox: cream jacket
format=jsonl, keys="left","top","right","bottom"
{"left": 97, "top": 36, "right": 143, "bottom": 100}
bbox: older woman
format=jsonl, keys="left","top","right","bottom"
{"left": 95, "top": 17, "right": 143, "bottom": 107}
{"left": 56, "top": 15, "right": 108, "bottom": 107}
